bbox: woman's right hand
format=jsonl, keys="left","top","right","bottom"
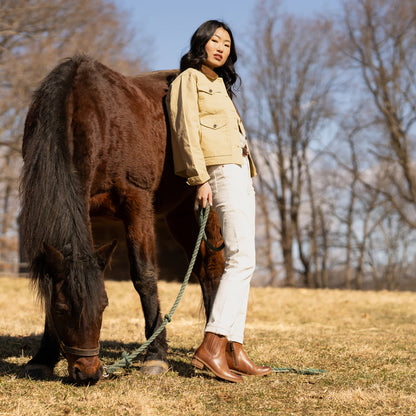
{"left": 196, "top": 181, "right": 213, "bottom": 208}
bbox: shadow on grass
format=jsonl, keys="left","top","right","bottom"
{"left": 0, "top": 334, "right": 41, "bottom": 379}
{"left": 0, "top": 335, "right": 209, "bottom": 381}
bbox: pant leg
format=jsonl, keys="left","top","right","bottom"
{"left": 204, "top": 157, "right": 255, "bottom": 344}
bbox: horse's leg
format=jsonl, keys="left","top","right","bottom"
{"left": 122, "top": 192, "right": 168, "bottom": 375}
{"left": 165, "top": 195, "right": 224, "bottom": 322}
{"left": 24, "top": 318, "right": 60, "bottom": 379}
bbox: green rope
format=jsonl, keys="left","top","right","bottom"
{"left": 104, "top": 204, "right": 326, "bottom": 377}
{"left": 272, "top": 367, "right": 326, "bottom": 375}
{"left": 105, "top": 205, "right": 211, "bottom": 375}
{"left": 196, "top": 204, "right": 224, "bottom": 252}
{"left": 201, "top": 209, "right": 224, "bottom": 252}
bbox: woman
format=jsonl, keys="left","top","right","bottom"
{"left": 167, "top": 20, "right": 272, "bottom": 383}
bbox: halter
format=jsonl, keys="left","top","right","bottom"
{"left": 60, "top": 341, "right": 100, "bottom": 357}
{"left": 51, "top": 319, "right": 101, "bottom": 358}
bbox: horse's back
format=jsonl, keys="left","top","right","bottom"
{"left": 128, "top": 69, "right": 178, "bottom": 96}
{"left": 70, "top": 58, "right": 176, "bottom": 196}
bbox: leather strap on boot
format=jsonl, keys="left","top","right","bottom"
{"left": 226, "top": 341, "right": 272, "bottom": 376}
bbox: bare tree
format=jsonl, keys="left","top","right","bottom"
{"left": 254, "top": 171, "right": 281, "bottom": 285}
{"left": 245, "top": 0, "right": 337, "bottom": 286}
{"left": 367, "top": 212, "right": 414, "bottom": 290}
{"left": 327, "top": 117, "right": 416, "bottom": 291}
{"left": 340, "top": 0, "right": 416, "bottom": 228}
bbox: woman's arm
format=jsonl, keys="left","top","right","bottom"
{"left": 167, "top": 70, "right": 210, "bottom": 186}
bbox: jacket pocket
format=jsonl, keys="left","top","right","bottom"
{"left": 200, "top": 116, "right": 226, "bottom": 130}
{"left": 197, "top": 84, "right": 220, "bottom": 95}
{"left": 197, "top": 84, "right": 227, "bottom": 114}
{"left": 199, "top": 116, "right": 232, "bottom": 158}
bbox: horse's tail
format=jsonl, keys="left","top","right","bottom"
{"left": 20, "top": 55, "right": 93, "bottom": 281}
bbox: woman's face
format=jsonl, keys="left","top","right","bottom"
{"left": 204, "top": 27, "right": 231, "bottom": 69}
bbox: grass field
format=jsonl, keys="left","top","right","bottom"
{"left": 0, "top": 275, "right": 415, "bottom": 415}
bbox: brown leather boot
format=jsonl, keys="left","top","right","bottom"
{"left": 192, "top": 333, "right": 243, "bottom": 383}
{"left": 226, "top": 341, "right": 273, "bottom": 376}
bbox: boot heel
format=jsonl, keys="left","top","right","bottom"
{"left": 192, "top": 357, "right": 205, "bottom": 370}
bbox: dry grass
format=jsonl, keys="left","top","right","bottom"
{"left": 0, "top": 275, "right": 415, "bottom": 415}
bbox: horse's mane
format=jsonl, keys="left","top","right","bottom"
{"left": 20, "top": 55, "right": 104, "bottom": 321}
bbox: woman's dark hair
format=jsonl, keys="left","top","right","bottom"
{"left": 180, "top": 20, "right": 240, "bottom": 98}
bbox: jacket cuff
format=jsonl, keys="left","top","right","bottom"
{"left": 186, "top": 171, "right": 210, "bottom": 186}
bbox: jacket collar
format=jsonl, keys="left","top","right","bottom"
{"left": 201, "top": 65, "right": 219, "bottom": 80}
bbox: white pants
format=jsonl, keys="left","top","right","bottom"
{"left": 204, "top": 157, "right": 255, "bottom": 344}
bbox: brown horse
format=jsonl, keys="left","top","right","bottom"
{"left": 20, "top": 55, "right": 225, "bottom": 384}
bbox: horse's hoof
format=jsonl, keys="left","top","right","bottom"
{"left": 24, "top": 364, "right": 53, "bottom": 380}
{"left": 139, "top": 360, "right": 169, "bottom": 376}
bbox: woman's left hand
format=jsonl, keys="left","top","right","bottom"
{"left": 196, "top": 181, "right": 212, "bottom": 208}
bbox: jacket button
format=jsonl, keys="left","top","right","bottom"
{"left": 213, "top": 124, "right": 217, "bottom": 128}
{"left": 209, "top": 89, "right": 213, "bottom": 93}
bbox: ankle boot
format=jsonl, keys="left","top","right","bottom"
{"left": 192, "top": 332, "right": 243, "bottom": 383}
{"left": 226, "top": 341, "right": 273, "bottom": 376}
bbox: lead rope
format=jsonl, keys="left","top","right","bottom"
{"left": 104, "top": 204, "right": 325, "bottom": 377}
{"left": 105, "top": 205, "right": 211, "bottom": 376}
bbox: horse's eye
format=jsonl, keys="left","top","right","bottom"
{"left": 55, "top": 303, "right": 70, "bottom": 315}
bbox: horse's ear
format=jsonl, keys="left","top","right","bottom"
{"left": 95, "top": 240, "right": 117, "bottom": 271}
{"left": 42, "top": 242, "right": 65, "bottom": 278}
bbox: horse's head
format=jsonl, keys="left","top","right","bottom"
{"left": 42, "top": 240, "right": 117, "bottom": 384}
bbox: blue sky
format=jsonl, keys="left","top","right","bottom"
{"left": 114, "top": 0, "right": 341, "bottom": 71}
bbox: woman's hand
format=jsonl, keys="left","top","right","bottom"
{"left": 196, "top": 181, "right": 212, "bottom": 208}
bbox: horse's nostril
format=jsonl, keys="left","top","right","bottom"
{"left": 74, "top": 366, "right": 85, "bottom": 382}
{"left": 73, "top": 363, "right": 103, "bottom": 385}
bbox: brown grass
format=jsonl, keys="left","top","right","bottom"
{"left": 0, "top": 275, "right": 415, "bottom": 415}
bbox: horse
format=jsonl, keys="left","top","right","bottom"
{"left": 20, "top": 55, "right": 225, "bottom": 384}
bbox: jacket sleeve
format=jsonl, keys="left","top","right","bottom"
{"left": 167, "top": 70, "right": 210, "bottom": 186}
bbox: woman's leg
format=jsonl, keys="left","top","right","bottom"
{"left": 202, "top": 158, "right": 272, "bottom": 377}
{"left": 204, "top": 158, "right": 255, "bottom": 343}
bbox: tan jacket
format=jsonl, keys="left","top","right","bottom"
{"left": 167, "top": 66, "right": 256, "bottom": 186}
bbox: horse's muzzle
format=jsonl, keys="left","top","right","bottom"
{"left": 69, "top": 357, "right": 104, "bottom": 384}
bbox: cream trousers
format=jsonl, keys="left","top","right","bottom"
{"left": 204, "top": 157, "right": 255, "bottom": 344}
